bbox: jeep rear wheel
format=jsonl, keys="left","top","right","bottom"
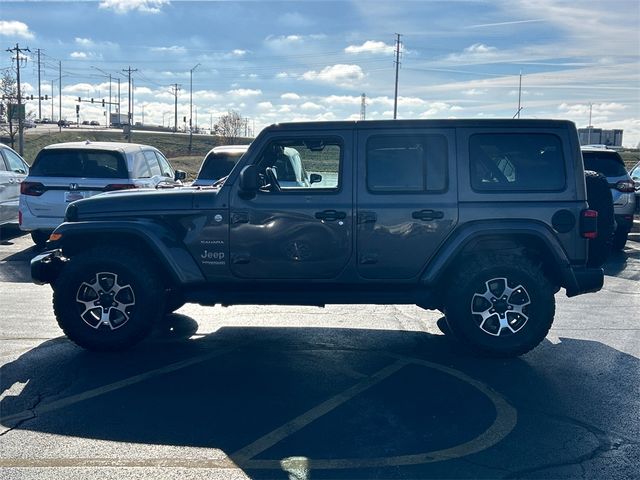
{"left": 444, "top": 255, "right": 555, "bottom": 357}
{"left": 53, "top": 247, "right": 163, "bottom": 351}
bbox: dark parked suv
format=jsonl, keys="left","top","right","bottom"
{"left": 32, "top": 119, "right": 606, "bottom": 357}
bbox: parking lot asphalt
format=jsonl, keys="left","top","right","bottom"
{"left": 0, "top": 226, "right": 639, "bottom": 480}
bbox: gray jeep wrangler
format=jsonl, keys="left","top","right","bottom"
{"left": 32, "top": 119, "right": 606, "bottom": 357}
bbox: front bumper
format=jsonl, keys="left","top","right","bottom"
{"left": 31, "top": 249, "right": 68, "bottom": 285}
{"left": 565, "top": 266, "right": 604, "bottom": 297}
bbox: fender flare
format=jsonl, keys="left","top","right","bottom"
{"left": 52, "top": 220, "right": 206, "bottom": 285}
{"left": 421, "top": 219, "right": 578, "bottom": 292}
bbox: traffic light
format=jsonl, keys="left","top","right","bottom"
{"left": 102, "top": 99, "right": 105, "bottom": 107}
{"left": 91, "top": 98, "right": 94, "bottom": 103}
{"left": 76, "top": 105, "right": 80, "bottom": 113}
{"left": 78, "top": 97, "right": 81, "bottom": 102}
{"left": 44, "top": 95, "right": 48, "bottom": 100}
{"left": 30, "top": 95, "right": 34, "bottom": 100}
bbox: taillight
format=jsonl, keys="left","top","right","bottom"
{"left": 18, "top": 210, "right": 22, "bottom": 225}
{"left": 580, "top": 209, "right": 598, "bottom": 239}
{"left": 20, "top": 181, "right": 46, "bottom": 196}
{"left": 104, "top": 184, "right": 138, "bottom": 192}
{"left": 615, "top": 180, "right": 635, "bottom": 193}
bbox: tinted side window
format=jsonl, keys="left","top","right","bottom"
{"left": 143, "top": 150, "right": 162, "bottom": 176}
{"left": 155, "top": 152, "right": 174, "bottom": 178}
{"left": 256, "top": 138, "right": 341, "bottom": 191}
{"left": 3, "top": 149, "right": 28, "bottom": 174}
{"left": 366, "top": 135, "right": 448, "bottom": 192}
{"left": 0, "top": 152, "right": 7, "bottom": 171}
{"left": 470, "top": 134, "right": 565, "bottom": 191}
{"left": 30, "top": 149, "right": 127, "bottom": 178}
{"left": 132, "top": 151, "right": 151, "bottom": 178}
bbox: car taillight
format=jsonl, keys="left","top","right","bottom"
{"left": 20, "top": 181, "right": 46, "bottom": 196}
{"left": 18, "top": 210, "right": 22, "bottom": 225}
{"left": 614, "top": 180, "right": 635, "bottom": 193}
{"left": 580, "top": 209, "right": 598, "bottom": 239}
{"left": 104, "top": 184, "right": 138, "bottom": 191}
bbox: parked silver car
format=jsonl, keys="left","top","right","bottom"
{"left": 582, "top": 146, "right": 635, "bottom": 249}
{"left": 0, "top": 143, "right": 30, "bottom": 226}
{"left": 193, "top": 145, "right": 249, "bottom": 187}
{"left": 629, "top": 161, "right": 640, "bottom": 213}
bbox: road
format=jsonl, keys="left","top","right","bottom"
{"left": 1, "top": 227, "right": 639, "bottom": 480}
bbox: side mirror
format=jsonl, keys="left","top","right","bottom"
{"left": 239, "top": 165, "right": 259, "bottom": 196}
{"left": 310, "top": 173, "right": 322, "bottom": 184}
{"left": 174, "top": 170, "right": 187, "bottom": 181}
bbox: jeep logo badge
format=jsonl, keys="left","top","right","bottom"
{"left": 69, "top": 183, "right": 79, "bottom": 190}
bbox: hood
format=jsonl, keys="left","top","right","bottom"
{"left": 66, "top": 186, "right": 222, "bottom": 221}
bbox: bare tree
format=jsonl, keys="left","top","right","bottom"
{"left": 0, "top": 70, "right": 18, "bottom": 148}
{"left": 213, "top": 110, "right": 245, "bottom": 144}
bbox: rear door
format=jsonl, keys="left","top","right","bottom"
{"left": 0, "top": 147, "right": 29, "bottom": 223}
{"left": 356, "top": 127, "right": 458, "bottom": 279}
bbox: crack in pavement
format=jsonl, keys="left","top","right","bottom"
{"left": 504, "top": 409, "right": 637, "bottom": 479}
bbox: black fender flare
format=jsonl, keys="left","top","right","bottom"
{"left": 421, "top": 219, "right": 580, "bottom": 293}
{"left": 51, "top": 220, "right": 206, "bottom": 285}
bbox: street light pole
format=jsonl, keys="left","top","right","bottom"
{"left": 189, "top": 63, "right": 200, "bottom": 153}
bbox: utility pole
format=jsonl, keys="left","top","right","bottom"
{"left": 171, "top": 83, "right": 180, "bottom": 133}
{"left": 393, "top": 33, "right": 402, "bottom": 120}
{"left": 117, "top": 77, "right": 121, "bottom": 113}
{"left": 50, "top": 80, "right": 54, "bottom": 120}
{"left": 360, "top": 93, "right": 366, "bottom": 120}
{"left": 517, "top": 70, "right": 522, "bottom": 119}
{"left": 6, "top": 43, "right": 31, "bottom": 155}
{"left": 37, "top": 48, "right": 42, "bottom": 120}
{"left": 58, "top": 61, "right": 62, "bottom": 131}
{"left": 92, "top": 66, "right": 112, "bottom": 127}
{"left": 189, "top": 63, "right": 200, "bottom": 152}
{"left": 588, "top": 103, "right": 593, "bottom": 144}
{"left": 122, "top": 66, "right": 137, "bottom": 129}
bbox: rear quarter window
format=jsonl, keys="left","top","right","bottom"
{"left": 30, "top": 149, "right": 128, "bottom": 179}
{"left": 582, "top": 151, "right": 627, "bottom": 177}
{"left": 470, "top": 133, "right": 566, "bottom": 192}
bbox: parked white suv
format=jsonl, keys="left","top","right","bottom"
{"left": 19, "top": 141, "right": 185, "bottom": 246}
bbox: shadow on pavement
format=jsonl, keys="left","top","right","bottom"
{"left": 1, "top": 314, "right": 638, "bottom": 479}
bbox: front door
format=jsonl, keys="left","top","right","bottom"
{"left": 229, "top": 132, "right": 353, "bottom": 279}
{"left": 356, "top": 127, "right": 458, "bottom": 279}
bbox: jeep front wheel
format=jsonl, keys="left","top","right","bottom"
{"left": 444, "top": 255, "right": 555, "bottom": 357}
{"left": 53, "top": 247, "right": 163, "bottom": 351}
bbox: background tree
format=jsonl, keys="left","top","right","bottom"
{"left": 213, "top": 110, "right": 245, "bottom": 144}
{"left": 0, "top": 70, "right": 18, "bottom": 148}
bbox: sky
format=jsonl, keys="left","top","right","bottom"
{"left": 1, "top": 0, "right": 639, "bottom": 146}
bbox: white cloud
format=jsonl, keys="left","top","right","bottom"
{"left": 0, "top": 20, "right": 34, "bottom": 39}
{"left": 134, "top": 86, "right": 153, "bottom": 95}
{"left": 257, "top": 101, "right": 274, "bottom": 110}
{"left": 300, "top": 102, "right": 323, "bottom": 111}
{"left": 463, "top": 88, "right": 487, "bottom": 96}
{"left": 62, "top": 83, "right": 98, "bottom": 94}
{"left": 302, "top": 64, "right": 365, "bottom": 86}
{"left": 231, "top": 49, "right": 247, "bottom": 57}
{"left": 275, "top": 72, "right": 291, "bottom": 79}
{"left": 99, "top": 0, "right": 169, "bottom": 14}
{"left": 75, "top": 37, "right": 93, "bottom": 46}
{"left": 70, "top": 52, "right": 88, "bottom": 59}
{"left": 265, "top": 34, "right": 326, "bottom": 49}
{"left": 345, "top": 40, "right": 395, "bottom": 55}
{"left": 227, "top": 88, "right": 262, "bottom": 97}
{"left": 322, "top": 95, "right": 361, "bottom": 106}
{"left": 281, "top": 93, "right": 301, "bottom": 100}
{"left": 465, "top": 43, "right": 497, "bottom": 54}
{"left": 151, "top": 45, "right": 186, "bottom": 54}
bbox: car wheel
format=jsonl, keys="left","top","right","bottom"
{"left": 444, "top": 255, "right": 555, "bottom": 357}
{"left": 584, "top": 170, "right": 614, "bottom": 267}
{"left": 30, "top": 230, "right": 51, "bottom": 248}
{"left": 612, "top": 228, "right": 629, "bottom": 251}
{"left": 53, "top": 247, "right": 163, "bottom": 351}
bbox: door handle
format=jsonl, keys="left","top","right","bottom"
{"left": 231, "top": 212, "right": 249, "bottom": 224}
{"left": 412, "top": 209, "right": 444, "bottom": 221}
{"left": 315, "top": 210, "right": 346, "bottom": 221}
{"left": 357, "top": 211, "right": 377, "bottom": 224}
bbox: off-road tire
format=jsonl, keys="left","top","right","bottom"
{"left": 53, "top": 247, "right": 164, "bottom": 351}
{"left": 444, "top": 255, "right": 555, "bottom": 357}
{"left": 30, "top": 230, "right": 50, "bottom": 248}
{"left": 584, "top": 170, "right": 614, "bottom": 267}
{"left": 612, "top": 228, "right": 629, "bottom": 251}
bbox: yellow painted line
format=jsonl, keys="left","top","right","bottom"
{"left": 232, "top": 359, "right": 410, "bottom": 463}
{"left": 0, "top": 458, "right": 239, "bottom": 468}
{"left": 0, "top": 346, "right": 239, "bottom": 425}
{"left": 239, "top": 353, "right": 517, "bottom": 470}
